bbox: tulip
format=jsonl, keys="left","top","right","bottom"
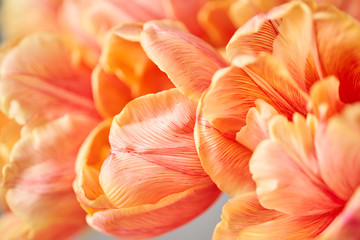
{"left": 214, "top": 100, "right": 360, "bottom": 239}
{"left": 193, "top": 1, "right": 360, "bottom": 238}
{"left": 74, "top": 20, "right": 225, "bottom": 239}
{"left": 196, "top": 0, "right": 360, "bottom": 196}
{"left": 0, "top": 33, "right": 101, "bottom": 238}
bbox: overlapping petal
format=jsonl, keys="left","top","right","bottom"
{"left": 0, "top": 33, "right": 99, "bottom": 128}
{"left": 3, "top": 114, "right": 97, "bottom": 235}
{"left": 75, "top": 89, "right": 220, "bottom": 238}
{"left": 140, "top": 20, "right": 227, "bottom": 101}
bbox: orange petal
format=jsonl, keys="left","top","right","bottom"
{"left": 74, "top": 119, "right": 116, "bottom": 213}
{"left": 238, "top": 209, "right": 340, "bottom": 240}
{"left": 198, "top": 0, "right": 237, "bottom": 47}
{"left": 101, "top": 23, "right": 173, "bottom": 97}
{"left": 3, "top": 114, "right": 96, "bottom": 232}
{"left": 309, "top": 76, "right": 344, "bottom": 120}
{"left": 87, "top": 183, "right": 220, "bottom": 239}
{"left": 140, "top": 20, "right": 227, "bottom": 101}
{"left": 318, "top": 186, "right": 360, "bottom": 240}
{"left": 0, "top": 112, "right": 21, "bottom": 210}
{"left": 227, "top": 1, "right": 322, "bottom": 91}
{"left": 250, "top": 114, "right": 344, "bottom": 216}
{"left": 236, "top": 99, "right": 279, "bottom": 151}
{"left": 195, "top": 55, "right": 308, "bottom": 195}
{"left": 316, "top": 104, "right": 360, "bottom": 201}
{"left": 228, "top": 0, "right": 287, "bottom": 27}
{"left": 91, "top": 65, "right": 132, "bottom": 118}
{"left": 213, "top": 192, "right": 282, "bottom": 240}
{"left": 0, "top": 33, "right": 99, "bottom": 127}
{"left": 0, "top": 212, "right": 29, "bottom": 239}
{"left": 101, "top": 88, "right": 216, "bottom": 208}
{"left": 195, "top": 116, "right": 254, "bottom": 196}
{"left": 0, "top": 211, "right": 85, "bottom": 240}
{"left": 314, "top": 5, "right": 360, "bottom": 103}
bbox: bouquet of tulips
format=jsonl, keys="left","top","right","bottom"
{"left": 0, "top": 0, "right": 359, "bottom": 239}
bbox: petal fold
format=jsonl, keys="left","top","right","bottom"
{"left": 140, "top": 20, "right": 227, "bottom": 101}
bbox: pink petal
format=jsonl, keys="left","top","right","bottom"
{"left": 250, "top": 114, "right": 344, "bottom": 216}
{"left": 140, "top": 20, "right": 227, "bottom": 101}
{"left": 3, "top": 114, "right": 97, "bottom": 233}
{"left": 316, "top": 104, "right": 360, "bottom": 201}
{"left": 0, "top": 33, "right": 100, "bottom": 127}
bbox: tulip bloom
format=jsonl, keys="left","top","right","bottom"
{"left": 192, "top": 1, "right": 360, "bottom": 238}
{"left": 0, "top": 33, "right": 101, "bottom": 238}
{"left": 74, "top": 20, "right": 225, "bottom": 239}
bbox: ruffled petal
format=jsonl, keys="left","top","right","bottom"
{"left": 0, "top": 112, "right": 21, "bottom": 210}
{"left": 314, "top": 5, "right": 360, "bottom": 103}
{"left": 101, "top": 24, "right": 173, "bottom": 97}
{"left": 318, "top": 186, "right": 360, "bottom": 240}
{"left": 196, "top": 54, "right": 308, "bottom": 195}
{"left": 101, "top": 88, "right": 217, "bottom": 208}
{"left": 309, "top": 76, "right": 344, "bottom": 120}
{"left": 227, "top": 1, "right": 322, "bottom": 91}
{"left": 236, "top": 100, "right": 279, "bottom": 151}
{"left": 3, "top": 114, "right": 97, "bottom": 232}
{"left": 87, "top": 184, "right": 220, "bottom": 239}
{"left": 0, "top": 33, "right": 99, "bottom": 127}
{"left": 250, "top": 114, "right": 344, "bottom": 216}
{"left": 140, "top": 20, "right": 227, "bottom": 101}
{"left": 213, "top": 192, "right": 281, "bottom": 240}
{"left": 316, "top": 104, "right": 360, "bottom": 201}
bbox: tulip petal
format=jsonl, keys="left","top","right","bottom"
{"left": 140, "top": 20, "right": 227, "bottom": 101}
{"left": 195, "top": 116, "right": 254, "bottom": 196}
{"left": 316, "top": 104, "right": 360, "bottom": 201}
{"left": 309, "top": 76, "right": 344, "bottom": 120}
{"left": 100, "top": 88, "right": 218, "bottom": 208}
{"left": 87, "top": 183, "right": 220, "bottom": 239}
{"left": 314, "top": 5, "right": 360, "bottom": 103}
{"left": 0, "top": 112, "right": 21, "bottom": 210}
{"left": 250, "top": 114, "right": 344, "bottom": 216}
{"left": 236, "top": 100, "right": 279, "bottom": 151}
{"left": 196, "top": 54, "right": 308, "bottom": 195}
{"left": 238, "top": 209, "right": 340, "bottom": 240}
{"left": 0, "top": 33, "right": 99, "bottom": 126}
{"left": 102, "top": 24, "right": 173, "bottom": 97}
{"left": 213, "top": 192, "right": 281, "bottom": 240}
{"left": 318, "top": 186, "right": 360, "bottom": 240}
{"left": 228, "top": 1, "right": 323, "bottom": 91}
{"left": 91, "top": 65, "right": 132, "bottom": 118}
{"left": 74, "top": 119, "right": 116, "bottom": 213}
{"left": 198, "top": 0, "right": 237, "bottom": 47}
{"left": 3, "top": 114, "right": 97, "bottom": 232}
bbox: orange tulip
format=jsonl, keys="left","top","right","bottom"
{"left": 192, "top": 0, "right": 360, "bottom": 238}
{"left": 0, "top": 33, "right": 101, "bottom": 238}
{"left": 213, "top": 99, "right": 360, "bottom": 239}
{"left": 74, "top": 20, "right": 225, "bottom": 239}
{"left": 196, "top": 0, "right": 360, "bottom": 195}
